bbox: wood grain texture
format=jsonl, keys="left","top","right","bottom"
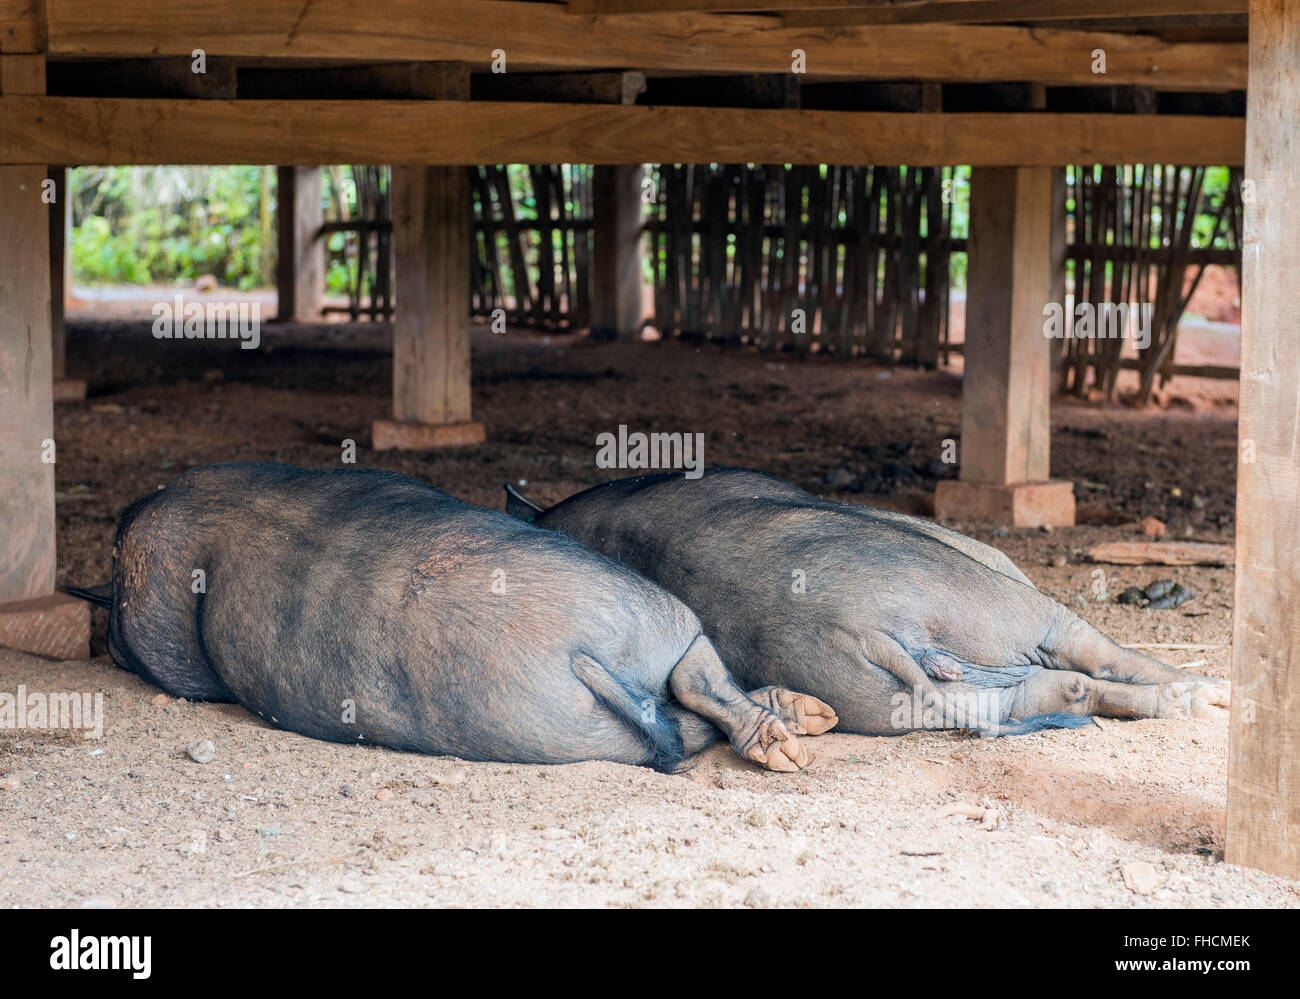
{"left": 1226, "top": 0, "right": 1300, "bottom": 881}
{"left": 392, "top": 165, "right": 473, "bottom": 426}
{"left": 591, "top": 165, "right": 645, "bottom": 340}
{"left": 0, "top": 99, "right": 1246, "bottom": 166}
{"left": 41, "top": 0, "right": 1246, "bottom": 89}
{"left": 275, "top": 166, "right": 323, "bottom": 322}
{"left": 0, "top": 165, "right": 56, "bottom": 603}
{"left": 960, "top": 167, "right": 1054, "bottom": 486}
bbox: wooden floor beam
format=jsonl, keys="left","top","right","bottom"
{"left": 1226, "top": 0, "right": 1300, "bottom": 881}
{"left": 41, "top": 0, "right": 1245, "bottom": 90}
{"left": 0, "top": 99, "right": 1246, "bottom": 166}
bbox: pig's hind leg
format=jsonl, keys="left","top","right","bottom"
{"left": 1042, "top": 610, "right": 1229, "bottom": 707}
{"left": 747, "top": 686, "right": 839, "bottom": 736}
{"left": 1011, "top": 667, "right": 1229, "bottom": 721}
{"left": 668, "top": 635, "right": 823, "bottom": 772}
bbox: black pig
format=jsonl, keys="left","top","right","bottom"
{"left": 506, "top": 468, "right": 1229, "bottom": 736}
{"left": 71, "top": 463, "right": 836, "bottom": 771}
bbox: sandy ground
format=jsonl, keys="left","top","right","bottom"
{"left": 2, "top": 293, "right": 1291, "bottom": 908}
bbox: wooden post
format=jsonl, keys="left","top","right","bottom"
{"left": 934, "top": 166, "right": 1075, "bottom": 527}
{"left": 0, "top": 54, "right": 90, "bottom": 660}
{"left": 1226, "top": 0, "right": 1300, "bottom": 881}
{"left": 591, "top": 164, "right": 645, "bottom": 340}
{"left": 48, "top": 165, "right": 86, "bottom": 402}
{"left": 372, "top": 63, "right": 482, "bottom": 449}
{"left": 275, "top": 165, "right": 324, "bottom": 322}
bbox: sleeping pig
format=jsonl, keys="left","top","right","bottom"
{"left": 506, "top": 467, "right": 1229, "bottom": 736}
{"left": 69, "top": 463, "right": 836, "bottom": 771}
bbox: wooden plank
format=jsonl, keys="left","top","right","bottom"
{"left": 1227, "top": 0, "right": 1300, "bottom": 882}
{"left": 392, "top": 165, "right": 473, "bottom": 426}
{"left": 592, "top": 164, "right": 645, "bottom": 339}
{"left": 960, "top": 167, "right": 1053, "bottom": 486}
{"left": 1087, "top": 541, "right": 1234, "bottom": 566}
{"left": 0, "top": 99, "right": 1246, "bottom": 166}
{"left": 573, "top": 0, "right": 1243, "bottom": 13}
{"left": 780, "top": 0, "right": 1245, "bottom": 27}
{"left": 275, "top": 166, "right": 323, "bottom": 322}
{"left": 0, "top": 1, "right": 45, "bottom": 53}
{"left": 41, "top": 0, "right": 1245, "bottom": 89}
{"left": 0, "top": 165, "right": 55, "bottom": 603}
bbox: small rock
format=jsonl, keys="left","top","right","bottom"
{"left": 151, "top": 693, "right": 171, "bottom": 707}
{"left": 744, "top": 885, "right": 772, "bottom": 908}
{"left": 186, "top": 740, "right": 216, "bottom": 764}
{"left": 1120, "top": 860, "right": 1161, "bottom": 895}
{"left": 824, "top": 467, "right": 854, "bottom": 490}
{"left": 1050, "top": 554, "right": 1068, "bottom": 568}
{"left": 1140, "top": 517, "right": 1167, "bottom": 539}
{"left": 1040, "top": 524, "right": 1054, "bottom": 534}
{"left": 427, "top": 771, "right": 462, "bottom": 786}
{"left": 0, "top": 775, "right": 19, "bottom": 792}
{"left": 374, "top": 788, "right": 395, "bottom": 802}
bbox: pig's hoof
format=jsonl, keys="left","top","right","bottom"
{"left": 1158, "top": 678, "right": 1230, "bottom": 719}
{"left": 750, "top": 686, "right": 839, "bottom": 736}
{"left": 741, "top": 713, "right": 811, "bottom": 773}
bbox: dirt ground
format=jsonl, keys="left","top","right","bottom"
{"left": 2, "top": 294, "right": 1293, "bottom": 908}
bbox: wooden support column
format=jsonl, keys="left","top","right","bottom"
{"left": 934, "top": 166, "right": 1075, "bottom": 527}
{"left": 49, "top": 165, "right": 85, "bottom": 402}
{"left": 1226, "top": 0, "right": 1300, "bottom": 881}
{"left": 372, "top": 63, "right": 482, "bottom": 450}
{"left": 275, "top": 165, "right": 324, "bottom": 322}
{"left": 590, "top": 164, "right": 645, "bottom": 340}
{"left": 0, "top": 54, "right": 90, "bottom": 661}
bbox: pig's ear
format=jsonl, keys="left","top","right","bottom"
{"left": 504, "top": 482, "right": 544, "bottom": 522}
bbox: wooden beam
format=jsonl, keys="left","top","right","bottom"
{"left": 0, "top": 1, "right": 45, "bottom": 53}
{"left": 41, "top": 0, "right": 1245, "bottom": 89}
{"left": 780, "top": 1, "right": 1245, "bottom": 27}
{"left": 577, "top": 0, "right": 1245, "bottom": 15}
{"left": 0, "top": 99, "right": 1246, "bottom": 165}
{"left": 275, "top": 166, "right": 323, "bottom": 322}
{"left": 1226, "top": 0, "right": 1300, "bottom": 882}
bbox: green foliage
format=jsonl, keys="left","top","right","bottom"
{"left": 69, "top": 165, "right": 276, "bottom": 289}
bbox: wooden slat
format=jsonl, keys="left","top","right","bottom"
{"left": 576, "top": 0, "right": 1245, "bottom": 16}
{"left": 0, "top": 98, "right": 1246, "bottom": 166}
{"left": 41, "top": 0, "right": 1246, "bottom": 89}
{"left": 780, "top": 0, "right": 1245, "bottom": 27}
{"left": 1227, "top": 0, "right": 1300, "bottom": 882}
{"left": 275, "top": 166, "right": 323, "bottom": 322}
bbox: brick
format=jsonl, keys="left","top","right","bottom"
{"left": 0, "top": 593, "right": 91, "bottom": 660}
